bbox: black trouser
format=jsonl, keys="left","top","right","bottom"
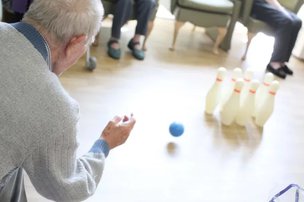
{"left": 251, "top": 0, "right": 302, "bottom": 63}
{"left": 111, "top": 0, "right": 156, "bottom": 39}
{"left": 0, "top": 168, "right": 27, "bottom": 202}
{"left": 2, "top": 8, "right": 24, "bottom": 23}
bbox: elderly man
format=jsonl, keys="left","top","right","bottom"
{"left": 0, "top": 0, "right": 136, "bottom": 201}
{"left": 251, "top": 0, "right": 302, "bottom": 79}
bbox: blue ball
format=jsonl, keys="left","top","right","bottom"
{"left": 169, "top": 122, "right": 184, "bottom": 137}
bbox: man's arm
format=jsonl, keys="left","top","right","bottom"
{"left": 23, "top": 115, "right": 135, "bottom": 202}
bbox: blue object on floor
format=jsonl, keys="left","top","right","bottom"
{"left": 169, "top": 122, "right": 184, "bottom": 137}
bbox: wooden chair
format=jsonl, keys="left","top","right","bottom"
{"left": 169, "top": 0, "right": 241, "bottom": 54}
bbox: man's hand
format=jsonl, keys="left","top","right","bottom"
{"left": 100, "top": 114, "right": 136, "bottom": 149}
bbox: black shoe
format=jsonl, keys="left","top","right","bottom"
{"left": 282, "top": 65, "right": 293, "bottom": 75}
{"left": 266, "top": 64, "right": 286, "bottom": 79}
{"left": 128, "top": 39, "right": 145, "bottom": 60}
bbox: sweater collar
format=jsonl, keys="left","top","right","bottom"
{"left": 11, "top": 22, "right": 52, "bottom": 71}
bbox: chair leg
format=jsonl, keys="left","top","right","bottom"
{"left": 170, "top": 21, "right": 185, "bottom": 51}
{"left": 92, "top": 15, "right": 110, "bottom": 47}
{"left": 242, "top": 32, "right": 256, "bottom": 60}
{"left": 213, "top": 27, "right": 227, "bottom": 55}
{"left": 142, "top": 20, "right": 155, "bottom": 51}
{"left": 192, "top": 25, "right": 196, "bottom": 32}
{"left": 92, "top": 32, "right": 100, "bottom": 47}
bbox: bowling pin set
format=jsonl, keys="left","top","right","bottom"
{"left": 205, "top": 67, "right": 279, "bottom": 127}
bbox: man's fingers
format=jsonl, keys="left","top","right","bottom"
{"left": 122, "top": 115, "right": 129, "bottom": 122}
{"left": 101, "top": 114, "right": 136, "bottom": 149}
{"left": 120, "top": 116, "right": 136, "bottom": 127}
{"left": 111, "top": 115, "right": 122, "bottom": 124}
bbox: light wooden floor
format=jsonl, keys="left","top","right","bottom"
{"left": 25, "top": 14, "right": 304, "bottom": 202}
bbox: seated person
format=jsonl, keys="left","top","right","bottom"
{"left": 251, "top": 0, "right": 302, "bottom": 79}
{"left": 2, "top": 0, "right": 33, "bottom": 22}
{"left": 107, "top": 0, "right": 156, "bottom": 60}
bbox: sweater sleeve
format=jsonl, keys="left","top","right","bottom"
{"left": 22, "top": 96, "right": 109, "bottom": 202}
{"left": 23, "top": 126, "right": 108, "bottom": 201}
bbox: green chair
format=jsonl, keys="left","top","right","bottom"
{"left": 238, "top": 0, "right": 304, "bottom": 60}
{"left": 169, "top": 0, "right": 241, "bottom": 54}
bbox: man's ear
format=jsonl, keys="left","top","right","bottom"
{"left": 65, "top": 35, "right": 87, "bottom": 58}
{"left": 52, "top": 35, "right": 87, "bottom": 76}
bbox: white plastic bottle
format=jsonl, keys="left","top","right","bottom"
{"left": 253, "top": 72, "right": 274, "bottom": 117}
{"left": 241, "top": 68, "right": 254, "bottom": 103}
{"left": 255, "top": 80, "right": 280, "bottom": 127}
{"left": 235, "top": 79, "right": 259, "bottom": 126}
{"left": 205, "top": 67, "right": 227, "bottom": 114}
{"left": 220, "top": 79, "right": 244, "bottom": 126}
{"left": 219, "top": 67, "right": 243, "bottom": 110}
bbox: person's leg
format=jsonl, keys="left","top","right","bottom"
{"left": 284, "top": 11, "right": 302, "bottom": 62}
{"left": 0, "top": 168, "right": 27, "bottom": 202}
{"left": 251, "top": 0, "right": 295, "bottom": 78}
{"left": 127, "top": 0, "right": 155, "bottom": 60}
{"left": 252, "top": 1, "right": 294, "bottom": 63}
{"left": 111, "top": 0, "right": 132, "bottom": 40}
{"left": 279, "top": 11, "right": 302, "bottom": 75}
{"left": 134, "top": 0, "right": 156, "bottom": 39}
{"left": 108, "top": 0, "right": 132, "bottom": 59}
{"left": 2, "top": 9, "right": 24, "bottom": 23}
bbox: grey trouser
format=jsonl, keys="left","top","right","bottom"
{"left": 111, "top": 0, "right": 156, "bottom": 39}
{"left": 251, "top": 0, "right": 302, "bottom": 63}
{"left": 0, "top": 168, "right": 27, "bottom": 202}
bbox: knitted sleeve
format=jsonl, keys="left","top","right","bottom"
{"left": 23, "top": 118, "right": 109, "bottom": 201}
{"left": 22, "top": 89, "right": 109, "bottom": 201}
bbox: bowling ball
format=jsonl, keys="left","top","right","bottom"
{"left": 169, "top": 122, "right": 184, "bottom": 137}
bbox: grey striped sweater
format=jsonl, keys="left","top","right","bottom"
{"left": 0, "top": 22, "right": 109, "bottom": 201}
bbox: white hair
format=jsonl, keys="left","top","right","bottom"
{"left": 23, "top": 0, "right": 104, "bottom": 44}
